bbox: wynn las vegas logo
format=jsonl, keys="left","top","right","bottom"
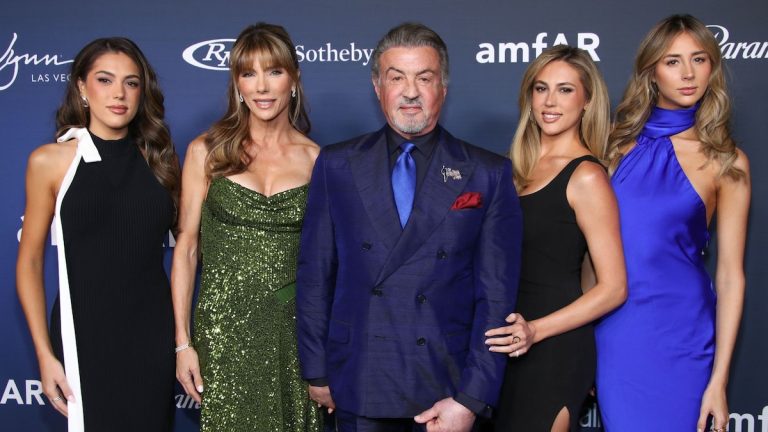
{"left": 0, "top": 33, "right": 73, "bottom": 91}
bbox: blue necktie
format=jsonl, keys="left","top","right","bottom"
{"left": 392, "top": 142, "right": 416, "bottom": 227}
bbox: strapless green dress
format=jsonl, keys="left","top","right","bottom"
{"left": 194, "top": 177, "right": 320, "bottom": 432}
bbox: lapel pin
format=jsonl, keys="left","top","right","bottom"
{"left": 441, "top": 165, "right": 462, "bottom": 183}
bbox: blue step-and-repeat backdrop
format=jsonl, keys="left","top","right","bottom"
{"left": 1, "top": 0, "right": 766, "bottom": 430}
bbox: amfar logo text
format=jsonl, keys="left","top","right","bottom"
{"left": 1, "top": 379, "right": 45, "bottom": 405}
{"left": 475, "top": 32, "right": 601, "bottom": 63}
{"left": 0, "top": 33, "right": 73, "bottom": 91}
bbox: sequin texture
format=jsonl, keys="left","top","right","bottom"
{"left": 194, "top": 177, "right": 320, "bottom": 431}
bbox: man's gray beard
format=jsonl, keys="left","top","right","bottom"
{"left": 392, "top": 116, "right": 429, "bottom": 135}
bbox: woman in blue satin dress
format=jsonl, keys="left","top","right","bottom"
{"left": 595, "top": 15, "right": 751, "bottom": 432}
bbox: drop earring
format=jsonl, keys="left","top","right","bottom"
{"left": 238, "top": 92, "right": 244, "bottom": 103}
{"left": 291, "top": 87, "right": 296, "bottom": 98}
{"left": 81, "top": 95, "right": 89, "bottom": 108}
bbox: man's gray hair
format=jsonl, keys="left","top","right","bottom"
{"left": 371, "top": 22, "right": 449, "bottom": 86}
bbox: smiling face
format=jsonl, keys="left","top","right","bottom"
{"left": 654, "top": 31, "right": 712, "bottom": 110}
{"left": 531, "top": 60, "right": 589, "bottom": 140}
{"left": 373, "top": 46, "right": 447, "bottom": 139}
{"left": 78, "top": 52, "right": 141, "bottom": 140}
{"left": 237, "top": 53, "right": 295, "bottom": 125}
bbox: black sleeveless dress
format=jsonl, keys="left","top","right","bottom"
{"left": 50, "top": 131, "right": 175, "bottom": 431}
{"left": 493, "top": 156, "right": 600, "bottom": 431}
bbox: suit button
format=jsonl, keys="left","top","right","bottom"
{"left": 416, "top": 294, "right": 427, "bottom": 304}
{"left": 372, "top": 288, "right": 383, "bottom": 297}
{"left": 437, "top": 250, "right": 447, "bottom": 259}
{"left": 362, "top": 242, "right": 372, "bottom": 251}
{"left": 416, "top": 337, "right": 427, "bottom": 346}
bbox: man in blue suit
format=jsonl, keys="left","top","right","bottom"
{"left": 297, "top": 22, "right": 522, "bottom": 432}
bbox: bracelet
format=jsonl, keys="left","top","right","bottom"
{"left": 175, "top": 342, "right": 191, "bottom": 353}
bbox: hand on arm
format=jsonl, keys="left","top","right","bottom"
{"left": 16, "top": 143, "right": 76, "bottom": 416}
{"left": 484, "top": 312, "right": 535, "bottom": 357}
{"left": 696, "top": 150, "right": 750, "bottom": 432}
{"left": 458, "top": 160, "right": 522, "bottom": 406}
{"left": 485, "top": 162, "right": 626, "bottom": 354}
{"left": 170, "top": 137, "right": 209, "bottom": 403}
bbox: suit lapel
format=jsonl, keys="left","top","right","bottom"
{"left": 348, "top": 128, "right": 402, "bottom": 252}
{"left": 375, "top": 129, "right": 476, "bottom": 285}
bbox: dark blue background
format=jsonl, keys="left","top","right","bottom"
{"left": 1, "top": 1, "right": 765, "bottom": 430}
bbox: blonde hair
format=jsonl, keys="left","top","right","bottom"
{"left": 607, "top": 14, "right": 744, "bottom": 180}
{"left": 205, "top": 23, "right": 310, "bottom": 178}
{"left": 510, "top": 45, "right": 610, "bottom": 191}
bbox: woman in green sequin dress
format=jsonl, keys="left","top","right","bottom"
{"left": 170, "top": 23, "right": 322, "bottom": 432}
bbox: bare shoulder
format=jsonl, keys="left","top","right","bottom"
{"left": 291, "top": 133, "right": 321, "bottom": 160}
{"left": 732, "top": 147, "right": 750, "bottom": 173}
{"left": 717, "top": 147, "right": 751, "bottom": 190}
{"left": 571, "top": 159, "right": 610, "bottom": 189}
{"left": 187, "top": 134, "right": 210, "bottom": 156}
{"left": 567, "top": 159, "right": 612, "bottom": 203}
{"left": 25, "top": 140, "right": 77, "bottom": 196}
{"left": 183, "top": 134, "right": 210, "bottom": 166}
{"left": 28, "top": 140, "right": 76, "bottom": 175}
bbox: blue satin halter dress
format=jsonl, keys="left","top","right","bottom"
{"left": 595, "top": 105, "right": 715, "bottom": 431}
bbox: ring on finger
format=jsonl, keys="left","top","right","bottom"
{"left": 512, "top": 336, "right": 521, "bottom": 344}
{"left": 51, "top": 396, "right": 62, "bottom": 402}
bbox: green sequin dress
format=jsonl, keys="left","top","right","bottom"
{"left": 194, "top": 177, "right": 321, "bottom": 432}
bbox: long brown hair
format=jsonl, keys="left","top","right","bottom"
{"left": 205, "top": 23, "right": 310, "bottom": 178}
{"left": 56, "top": 37, "right": 181, "bottom": 226}
{"left": 607, "top": 14, "right": 744, "bottom": 180}
{"left": 510, "top": 45, "right": 610, "bottom": 191}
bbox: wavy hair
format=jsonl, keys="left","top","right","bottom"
{"left": 56, "top": 37, "right": 180, "bottom": 227}
{"left": 607, "top": 14, "right": 744, "bottom": 180}
{"left": 510, "top": 45, "right": 610, "bottom": 191}
{"left": 205, "top": 23, "right": 310, "bottom": 178}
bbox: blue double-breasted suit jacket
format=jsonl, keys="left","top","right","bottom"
{"left": 297, "top": 125, "right": 522, "bottom": 418}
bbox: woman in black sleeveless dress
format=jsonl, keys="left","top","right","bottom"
{"left": 17, "top": 38, "right": 180, "bottom": 431}
{"left": 484, "top": 46, "right": 626, "bottom": 431}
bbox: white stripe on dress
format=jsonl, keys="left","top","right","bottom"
{"left": 54, "top": 128, "right": 101, "bottom": 432}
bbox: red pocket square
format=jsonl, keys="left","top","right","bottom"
{"left": 451, "top": 192, "right": 483, "bottom": 210}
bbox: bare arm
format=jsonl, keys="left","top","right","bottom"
{"left": 16, "top": 143, "right": 75, "bottom": 416}
{"left": 486, "top": 162, "right": 627, "bottom": 354}
{"left": 170, "top": 137, "right": 209, "bottom": 402}
{"left": 697, "top": 149, "right": 750, "bottom": 432}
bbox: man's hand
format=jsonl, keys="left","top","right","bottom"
{"left": 414, "top": 397, "right": 476, "bottom": 432}
{"left": 308, "top": 385, "right": 336, "bottom": 414}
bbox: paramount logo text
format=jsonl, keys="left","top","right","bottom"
{"left": 183, "top": 39, "right": 373, "bottom": 70}
{"left": 708, "top": 25, "right": 768, "bottom": 60}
